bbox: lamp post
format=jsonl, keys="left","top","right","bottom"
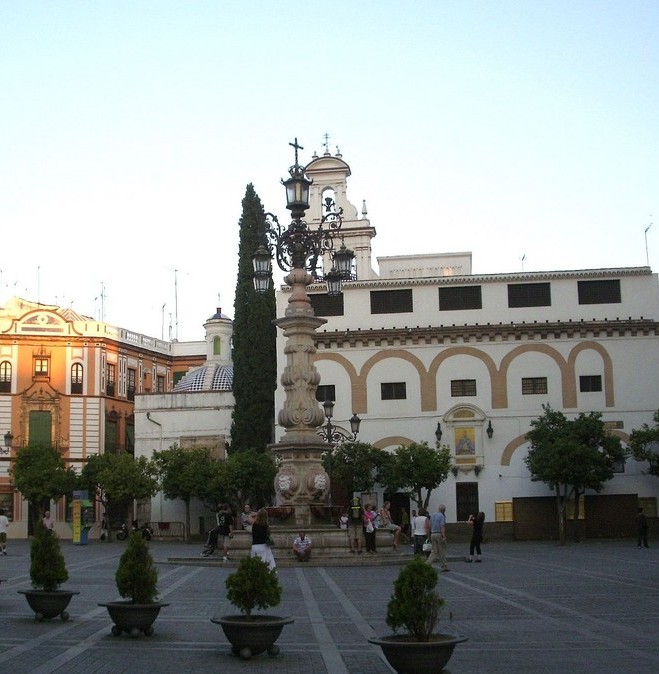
{"left": 1, "top": 431, "right": 12, "bottom": 455}
{"left": 253, "top": 139, "right": 355, "bottom": 526}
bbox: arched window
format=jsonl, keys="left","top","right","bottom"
{"left": 71, "top": 363, "right": 83, "bottom": 394}
{"left": 213, "top": 336, "right": 222, "bottom": 356}
{"left": 0, "top": 361, "right": 11, "bottom": 393}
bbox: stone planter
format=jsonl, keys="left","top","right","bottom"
{"left": 211, "top": 615, "right": 294, "bottom": 660}
{"left": 368, "top": 633, "right": 467, "bottom": 674}
{"left": 99, "top": 601, "right": 169, "bottom": 637}
{"left": 18, "top": 589, "right": 79, "bottom": 622}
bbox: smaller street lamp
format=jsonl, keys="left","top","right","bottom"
{"left": 435, "top": 422, "right": 443, "bottom": 444}
{"left": 486, "top": 420, "right": 494, "bottom": 439}
{"left": 1, "top": 431, "right": 13, "bottom": 455}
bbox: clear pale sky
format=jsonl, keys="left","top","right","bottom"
{"left": 1, "top": 1, "right": 657, "bottom": 341}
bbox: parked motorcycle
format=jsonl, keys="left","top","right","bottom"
{"left": 116, "top": 520, "right": 153, "bottom": 541}
{"left": 116, "top": 522, "right": 129, "bottom": 541}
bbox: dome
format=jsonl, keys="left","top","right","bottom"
{"left": 174, "top": 364, "right": 233, "bottom": 392}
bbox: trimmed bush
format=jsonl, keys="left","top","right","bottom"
{"left": 225, "top": 555, "right": 281, "bottom": 618}
{"left": 115, "top": 532, "right": 159, "bottom": 603}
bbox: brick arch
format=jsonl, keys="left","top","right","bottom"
{"left": 500, "top": 434, "right": 529, "bottom": 466}
{"left": 567, "top": 341, "right": 615, "bottom": 407}
{"left": 428, "top": 348, "right": 500, "bottom": 409}
{"left": 313, "top": 352, "right": 364, "bottom": 413}
{"left": 374, "top": 436, "right": 414, "bottom": 450}
{"left": 499, "top": 344, "right": 570, "bottom": 408}
{"left": 358, "top": 350, "right": 432, "bottom": 413}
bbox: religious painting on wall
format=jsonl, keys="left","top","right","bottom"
{"left": 455, "top": 427, "right": 476, "bottom": 455}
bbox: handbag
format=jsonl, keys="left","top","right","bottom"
{"left": 266, "top": 535, "right": 275, "bottom": 547}
{"left": 422, "top": 538, "right": 432, "bottom": 553}
{"left": 365, "top": 521, "right": 374, "bottom": 533}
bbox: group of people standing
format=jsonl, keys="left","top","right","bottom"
{"left": 342, "top": 498, "right": 402, "bottom": 555}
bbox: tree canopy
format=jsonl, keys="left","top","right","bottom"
{"left": 377, "top": 441, "right": 452, "bottom": 511}
{"left": 629, "top": 410, "right": 659, "bottom": 476}
{"left": 525, "top": 405, "right": 626, "bottom": 544}
{"left": 323, "top": 441, "right": 384, "bottom": 497}
{"left": 11, "top": 444, "right": 76, "bottom": 521}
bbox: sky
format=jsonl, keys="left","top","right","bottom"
{"left": 1, "top": 1, "right": 657, "bottom": 341}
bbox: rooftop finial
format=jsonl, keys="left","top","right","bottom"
{"left": 289, "top": 137, "right": 303, "bottom": 166}
{"left": 322, "top": 132, "right": 331, "bottom": 155}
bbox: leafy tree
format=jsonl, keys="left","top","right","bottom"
{"left": 377, "top": 441, "right": 452, "bottom": 511}
{"left": 10, "top": 444, "right": 76, "bottom": 524}
{"left": 525, "top": 405, "right": 626, "bottom": 544}
{"left": 323, "top": 441, "right": 384, "bottom": 498}
{"left": 78, "top": 453, "right": 159, "bottom": 529}
{"left": 230, "top": 184, "right": 277, "bottom": 453}
{"left": 629, "top": 410, "right": 659, "bottom": 476}
{"left": 153, "top": 445, "right": 219, "bottom": 543}
{"left": 224, "top": 449, "right": 277, "bottom": 510}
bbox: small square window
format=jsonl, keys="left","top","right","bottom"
{"left": 381, "top": 382, "right": 407, "bottom": 400}
{"left": 451, "top": 379, "right": 477, "bottom": 397}
{"left": 316, "top": 384, "right": 336, "bottom": 403}
{"left": 522, "top": 377, "right": 548, "bottom": 395}
{"left": 579, "top": 375, "right": 602, "bottom": 392}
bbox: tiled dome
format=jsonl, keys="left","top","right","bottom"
{"left": 174, "top": 364, "right": 233, "bottom": 392}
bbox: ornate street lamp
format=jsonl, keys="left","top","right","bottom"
{"left": 252, "top": 139, "right": 355, "bottom": 526}
{"left": 1, "top": 431, "right": 13, "bottom": 455}
{"left": 486, "top": 420, "right": 494, "bottom": 439}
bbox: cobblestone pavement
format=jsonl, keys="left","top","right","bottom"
{"left": 0, "top": 538, "right": 657, "bottom": 673}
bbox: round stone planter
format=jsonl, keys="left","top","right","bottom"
{"left": 18, "top": 589, "right": 79, "bottom": 622}
{"left": 98, "top": 601, "right": 169, "bottom": 637}
{"left": 211, "top": 615, "right": 294, "bottom": 660}
{"left": 368, "top": 633, "right": 467, "bottom": 674}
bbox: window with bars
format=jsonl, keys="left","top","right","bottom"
{"left": 522, "top": 377, "right": 548, "bottom": 395}
{"left": 456, "top": 482, "right": 479, "bottom": 522}
{"left": 316, "top": 384, "right": 336, "bottom": 403}
{"left": 0, "top": 361, "right": 11, "bottom": 393}
{"left": 578, "top": 279, "right": 621, "bottom": 304}
{"left": 381, "top": 382, "right": 407, "bottom": 400}
{"left": 579, "top": 375, "right": 602, "bottom": 392}
{"left": 127, "top": 368, "right": 136, "bottom": 400}
{"left": 495, "top": 501, "right": 513, "bottom": 522}
{"left": 508, "top": 282, "right": 551, "bottom": 308}
{"left": 156, "top": 375, "right": 165, "bottom": 393}
{"left": 310, "top": 293, "right": 345, "bottom": 317}
{"left": 106, "top": 364, "right": 115, "bottom": 397}
{"left": 370, "top": 289, "right": 413, "bottom": 314}
{"left": 451, "top": 379, "right": 477, "bottom": 397}
{"left": 71, "top": 363, "right": 83, "bottom": 394}
{"left": 438, "top": 285, "right": 482, "bottom": 311}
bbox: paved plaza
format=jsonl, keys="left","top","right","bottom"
{"left": 0, "top": 537, "right": 657, "bottom": 673}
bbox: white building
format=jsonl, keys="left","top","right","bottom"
{"left": 272, "top": 148, "right": 659, "bottom": 526}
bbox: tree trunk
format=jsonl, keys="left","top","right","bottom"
{"left": 184, "top": 499, "right": 191, "bottom": 544}
{"left": 572, "top": 491, "right": 582, "bottom": 543}
{"left": 555, "top": 485, "right": 567, "bottom": 546}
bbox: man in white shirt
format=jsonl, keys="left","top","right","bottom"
{"left": 292, "top": 531, "right": 312, "bottom": 562}
{"left": 0, "top": 508, "right": 9, "bottom": 555}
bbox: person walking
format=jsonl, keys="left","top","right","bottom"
{"left": 412, "top": 507, "right": 430, "bottom": 556}
{"left": 637, "top": 507, "right": 649, "bottom": 548}
{"left": 426, "top": 504, "right": 450, "bottom": 571}
{"left": 466, "top": 511, "right": 485, "bottom": 562}
{"left": 0, "top": 508, "right": 8, "bottom": 555}
{"left": 363, "top": 503, "right": 377, "bottom": 554}
{"left": 250, "top": 508, "right": 276, "bottom": 570}
{"left": 42, "top": 510, "right": 54, "bottom": 532}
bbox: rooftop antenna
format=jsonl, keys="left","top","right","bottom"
{"left": 37, "top": 265, "right": 41, "bottom": 305}
{"left": 644, "top": 216, "right": 653, "bottom": 267}
{"left": 165, "top": 267, "right": 189, "bottom": 341}
{"left": 520, "top": 254, "right": 526, "bottom": 272}
{"left": 161, "top": 303, "right": 166, "bottom": 341}
{"left": 99, "top": 282, "right": 106, "bottom": 322}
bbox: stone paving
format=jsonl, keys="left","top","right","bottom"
{"left": 0, "top": 537, "right": 657, "bottom": 673}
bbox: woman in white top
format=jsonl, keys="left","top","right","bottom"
{"left": 412, "top": 508, "right": 430, "bottom": 556}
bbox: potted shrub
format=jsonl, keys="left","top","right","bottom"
{"left": 98, "top": 531, "right": 169, "bottom": 637}
{"left": 368, "top": 556, "right": 467, "bottom": 674}
{"left": 211, "top": 555, "right": 293, "bottom": 660}
{"left": 18, "top": 520, "right": 79, "bottom": 621}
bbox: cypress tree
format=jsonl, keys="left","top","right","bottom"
{"left": 230, "top": 184, "right": 277, "bottom": 453}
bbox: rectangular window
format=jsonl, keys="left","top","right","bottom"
{"left": 316, "top": 384, "right": 336, "bottom": 403}
{"left": 579, "top": 375, "right": 602, "bottom": 392}
{"left": 456, "top": 482, "right": 479, "bottom": 522}
{"left": 29, "top": 410, "right": 52, "bottom": 446}
{"left": 451, "top": 379, "right": 477, "bottom": 397}
{"left": 495, "top": 500, "right": 513, "bottom": 522}
{"left": 578, "top": 279, "right": 621, "bottom": 304}
{"left": 638, "top": 497, "right": 657, "bottom": 518}
{"left": 156, "top": 375, "right": 165, "bottom": 393}
{"left": 106, "top": 364, "right": 115, "bottom": 397}
{"left": 370, "top": 289, "right": 413, "bottom": 314}
{"left": 127, "top": 368, "right": 136, "bottom": 401}
{"left": 438, "top": 285, "right": 482, "bottom": 311}
{"left": 309, "top": 293, "right": 345, "bottom": 317}
{"left": 508, "top": 282, "right": 551, "bottom": 308}
{"left": 34, "top": 358, "right": 49, "bottom": 378}
{"left": 381, "top": 382, "right": 407, "bottom": 400}
{"left": 105, "top": 419, "right": 118, "bottom": 454}
{"left": 522, "top": 377, "right": 548, "bottom": 395}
